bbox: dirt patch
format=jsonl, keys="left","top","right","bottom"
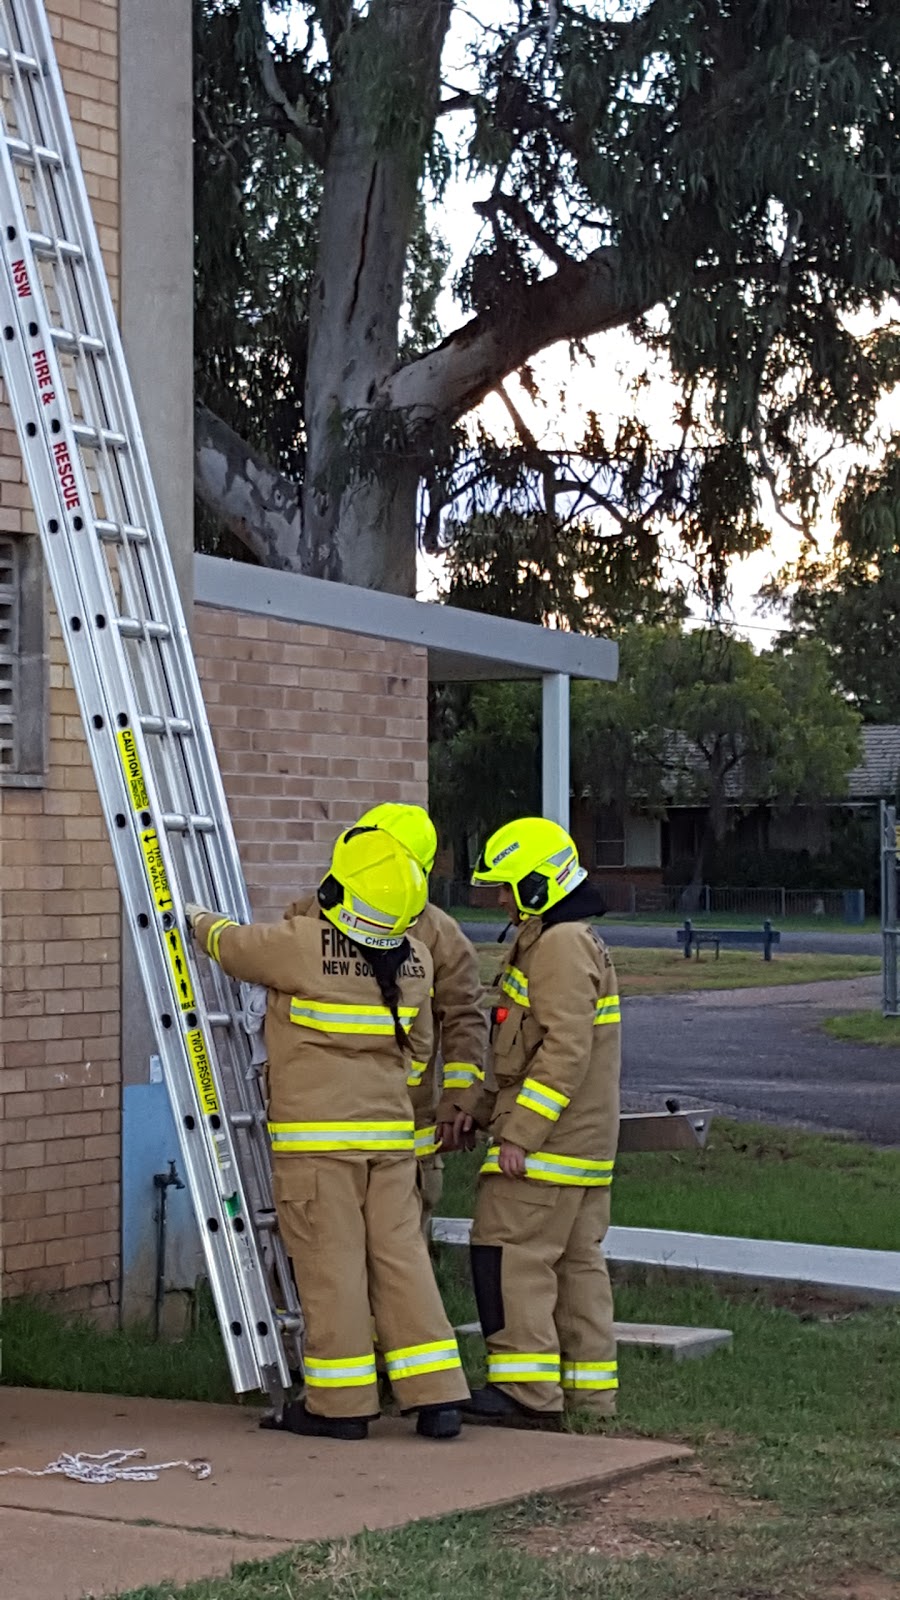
{"left": 826, "top": 1578, "right": 900, "bottom": 1600}
{"left": 516, "top": 1463, "right": 747, "bottom": 1562}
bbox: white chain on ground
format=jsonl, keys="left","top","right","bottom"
{"left": 0, "top": 1448, "right": 212, "bottom": 1484}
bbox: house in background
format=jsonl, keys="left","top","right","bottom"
{"left": 567, "top": 726, "right": 900, "bottom": 912}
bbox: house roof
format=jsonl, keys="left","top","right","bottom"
{"left": 848, "top": 726, "right": 900, "bottom": 799}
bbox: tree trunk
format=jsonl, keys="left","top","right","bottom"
{"left": 301, "top": 0, "right": 451, "bottom": 594}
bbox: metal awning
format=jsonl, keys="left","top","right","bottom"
{"left": 194, "top": 555, "right": 619, "bottom": 827}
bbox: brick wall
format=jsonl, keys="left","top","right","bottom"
{"left": 195, "top": 606, "right": 429, "bottom": 920}
{"left": 0, "top": 0, "right": 121, "bottom": 1316}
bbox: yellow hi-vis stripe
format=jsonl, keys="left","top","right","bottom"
{"left": 499, "top": 970, "right": 620, "bottom": 1026}
{"left": 289, "top": 997, "right": 417, "bottom": 1035}
{"left": 442, "top": 1062, "right": 485, "bottom": 1091}
{"left": 500, "top": 966, "right": 529, "bottom": 1006}
{"left": 269, "top": 1120, "right": 415, "bottom": 1153}
{"left": 515, "top": 1077, "right": 570, "bottom": 1122}
{"left": 488, "top": 1351, "right": 560, "bottom": 1382}
{"left": 561, "top": 1360, "right": 618, "bottom": 1391}
{"left": 595, "top": 994, "right": 621, "bottom": 1026}
{"left": 414, "top": 1125, "right": 439, "bottom": 1159}
{"left": 384, "top": 1339, "right": 463, "bottom": 1380}
{"left": 480, "top": 1145, "right": 614, "bottom": 1186}
{"left": 205, "top": 917, "right": 235, "bottom": 963}
{"left": 305, "top": 1352, "right": 378, "bottom": 1389}
{"left": 407, "top": 1059, "right": 428, "bottom": 1087}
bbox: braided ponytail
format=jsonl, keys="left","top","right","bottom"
{"left": 368, "top": 940, "right": 412, "bottom": 1051}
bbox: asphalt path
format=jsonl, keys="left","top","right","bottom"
{"left": 459, "top": 919, "right": 896, "bottom": 1143}
{"left": 460, "top": 920, "right": 883, "bottom": 957}
{"left": 619, "top": 975, "right": 900, "bottom": 1146}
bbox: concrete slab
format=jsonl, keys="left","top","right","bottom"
{"left": 455, "top": 1320, "right": 733, "bottom": 1361}
{"left": 0, "top": 1506, "right": 286, "bottom": 1600}
{"left": 0, "top": 1386, "right": 689, "bottom": 1600}
{"left": 433, "top": 1218, "right": 900, "bottom": 1305}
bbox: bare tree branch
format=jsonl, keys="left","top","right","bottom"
{"left": 476, "top": 192, "right": 576, "bottom": 270}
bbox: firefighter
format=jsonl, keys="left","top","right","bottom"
{"left": 355, "top": 803, "right": 489, "bottom": 1227}
{"left": 184, "top": 827, "right": 470, "bottom": 1442}
{"left": 285, "top": 804, "right": 489, "bottom": 1232}
{"left": 445, "top": 816, "right": 620, "bottom": 1430}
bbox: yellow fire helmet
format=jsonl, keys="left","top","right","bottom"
{"left": 355, "top": 802, "right": 438, "bottom": 876}
{"left": 471, "top": 816, "right": 587, "bottom": 918}
{"left": 318, "top": 826, "right": 427, "bottom": 950}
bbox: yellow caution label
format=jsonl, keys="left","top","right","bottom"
{"left": 117, "top": 726, "right": 149, "bottom": 812}
{"left": 140, "top": 828, "right": 173, "bottom": 913}
{"left": 165, "top": 926, "right": 195, "bottom": 1012}
{"left": 186, "top": 1027, "right": 219, "bottom": 1116}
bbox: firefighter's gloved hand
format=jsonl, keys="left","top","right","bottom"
{"left": 183, "top": 902, "right": 212, "bottom": 932}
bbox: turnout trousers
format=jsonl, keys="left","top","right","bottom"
{"left": 470, "top": 1178, "right": 617, "bottom": 1415}
{"left": 274, "top": 1153, "right": 469, "bottom": 1419}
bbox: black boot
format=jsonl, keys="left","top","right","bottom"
{"left": 461, "top": 1386, "right": 562, "bottom": 1430}
{"left": 260, "top": 1400, "right": 369, "bottom": 1441}
{"left": 415, "top": 1404, "right": 462, "bottom": 1440}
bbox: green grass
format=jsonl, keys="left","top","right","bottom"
{"left": 0, "top": 1293, "right": 236, "bottom": 1404}
{"left": 439, "top": 1118, "right": 900, "bottom": 1251}
{"left": 475, "top": 942, "right": 880, "bottom": 992}
{"left": 7, "top": 1121, "right": 900, "bottom": 1598}
{"left": 823, "top": 1009, "right": 900, "bottom": 1047}
{"left": 110, "top": 1277, "right": 900, "bottom": 1599}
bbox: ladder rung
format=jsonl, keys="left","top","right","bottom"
{"left": 138, "top": 713, "right": 193, "bottom": 737}
{"left": 50, "top": 326, "right": 105, "bottom": 357}
{"left": 117, "top": 616, "right": 171, "bottom": 640}
{"left": 230, "top": 1111, "right": 257, "bottom": 1129}
{"left": 6, "top": 136, "right": 61, "bottom": 166}
{"left": 0, "top": 46, "right": 39, "bottom": 73}
{"left": 206, "top": 1011, "right": 231, "bottom": 1027}
{"left": 28, "top": 231, "right": 83, "bottom": 261}
{"left": 278, "top": 1313, "right": 303, "bottom": 1332}
{"left": 161, "top": 811, "right": 216, "bottom": 834}
{"left": 96, "top": 519, "right": 148, "bottom": 546}
{"left": 71, "top": 421, "right": 127, "bottom": 450}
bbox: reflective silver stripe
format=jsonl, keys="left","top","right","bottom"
{"left": 488, "top": 1352, "right": 560, "bottom": 1379}
{"left": 562, "top": 1361, "right": 618, "bottom": 1389}
{"left": 442, "top": 1064, "right": 483, "bottom": 1089}
{"left": 269, "top": 1121, "right": 415, "bottom": 1152}
{"left": 480, "top": 1146, "right": 614, "bottom": 1185}
{"left": 306, "top": 1357, "right": 378, "bottom": 1386}
{"left": 290, "top": 1000, "right": 415, "bottom": 1032}
{"left": 385, "top": 1341, "right": 461, "bottom": 1376}
{"left": 516, "top": 1078, "right": 569, "bottom": 1120}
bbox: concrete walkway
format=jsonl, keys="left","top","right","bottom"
{"left": 0, "top": 1387, "right": 688, "bottom": 1600}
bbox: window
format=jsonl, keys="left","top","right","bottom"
{"left": 0, "top": 531, "right": 46, "bottom": 785}
{"left": 594, "top": 802, "right": 625, "bottom": 869}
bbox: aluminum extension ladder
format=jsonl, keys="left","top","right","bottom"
{"left": 0, "top": 0, "right": 303, "bottom": 1402}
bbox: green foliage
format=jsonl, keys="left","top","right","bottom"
{"left": 194, "top": 0, "right": 900, "bottom": 591}
{"left": 768, "top": 443, "right": 900, "bottom": 721}
{"left": 431, "top": 627, "right": 860, "bottom": 869}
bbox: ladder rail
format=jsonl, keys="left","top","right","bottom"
{"left": 12, "top": 0, "right": 298, "bottom": 1289}
{"left": 0, "top": 0, "right": 304, "bottom": 1397}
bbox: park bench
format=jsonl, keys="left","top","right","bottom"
{"left": 677, "top": 917, "right": 781, "bottom": 962}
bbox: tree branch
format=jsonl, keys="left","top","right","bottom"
{"left": 476, "top": 192, "right": 576, "bottom": 270}
{"left": 385, "top": 244, "right": 642, "bottom": 419}
{"left": 194, "top": 403, "right": 309, "bottom": 571}
{"left": 249, "top": 17, "right": 326, "bottom": 167}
